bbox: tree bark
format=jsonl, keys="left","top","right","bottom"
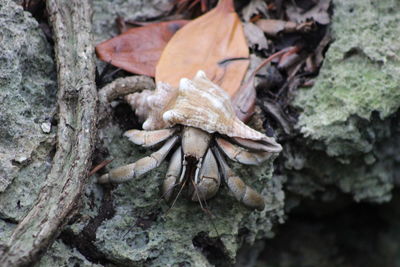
{"left": 0, "top": 0, "right": 97, "bottom": 266}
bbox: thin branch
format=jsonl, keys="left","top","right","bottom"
{"left": 0, "top": 0, "right": 97, "bottom": 265}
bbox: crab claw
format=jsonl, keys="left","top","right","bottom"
{"left": 216, "top": 138, "right": 272, "bottom": 165}
{"left": 213, "top": 148, "right": 265, "bottom": 210}
{"left": 98, "top": 136, "right": 178, "bottom": 183}
{"left": 191, "top": 149, "right": 221, "bottom": 201}
{"left": 162, "top": 147, "right": 182, "bottom": 201}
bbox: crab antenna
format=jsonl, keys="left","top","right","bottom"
{"left": 202, "top": 196, "right": 220, "bottom": 238}
{"left": 191, "top": 180, "right": 220, "bottom": 237}
{"left": 165, "top": 178, "right": 188, "bottom": 216}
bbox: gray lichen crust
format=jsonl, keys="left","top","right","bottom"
{"left": 0, "top": 0, "right": 56, "bottom": 221}
{"left": 285, "top": 0, "right": 400, "bottom": 203}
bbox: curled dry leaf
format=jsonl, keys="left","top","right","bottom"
{"left": 243, "top": 22, "right": 269, "bottom": 51}
{"left": 232, "top": 47, "right": 294, "bottom": 122}
{"left": 156, "top": 0, "right": 249, "bottom": 96}
{"left": 256, "top": 19, "right": 315, "bottom": 37}
{"left": 96, "top": 20, "right": 188, "bottom": 77}
{"left": 259, "top": 99, "right": 293, "bottom": 135}
{"left": 285, "top": 0, "right": 331, "bottom": 25}
{"left": 241, "top": 0, "right": 269, "bottom": 22}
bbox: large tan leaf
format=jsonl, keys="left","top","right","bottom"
{"left": 156, "top": 0, "right": 249, "bottom": 96}
{"left": 96, "top": 20, "right": 188, "bottom": 77}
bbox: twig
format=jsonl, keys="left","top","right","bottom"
{"left": 0, "top": 0, "right": 97, "bottom": 265}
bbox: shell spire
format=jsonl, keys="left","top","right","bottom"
{"left": 163, "top": 71, "right": 278, "bottom": 144}
{"left": 131, "top": 70, "right": 281, "bottom": 150}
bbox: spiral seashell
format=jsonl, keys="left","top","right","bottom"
{"left": 162, "top": 71, "right": 271, "bottom": 141}
{"left": 134, "top": 70, "right": 271, "bottom": 142}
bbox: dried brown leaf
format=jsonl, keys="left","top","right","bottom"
{"left": 156, "top": 0, "right": 249, "bottom": 96}
{"left": 96, "top": 20, "right": 188, "bottom": 77}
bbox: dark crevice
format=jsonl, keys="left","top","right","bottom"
{"left": 20, "top": 0, "right": 54, "bottom": 44}
{"left": 113, "top": 102, "right": 141, "bottom": 131}
{"left": 0, "top": 217, "right": 19, "bottom": 225}
{"left": 258, "top": 193, "right": 400, "bottom": 267}
{"left": 59, "top": 185, "right": 116, "bottom": 265}
{"left": 192, "top": 232, "right": 231, "bottom": 267}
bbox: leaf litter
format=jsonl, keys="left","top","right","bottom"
{"left": 95, "top": 0, "right": 333, "bottom": 143}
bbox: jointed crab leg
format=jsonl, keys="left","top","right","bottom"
{"left": 162, "top": 147, "right": 183, "bottom": 201}
{"left": 124, "top": 128, "right": 177, "bottom": 147}
{"left": 216, "top": 138, "right": 272, "bottom": 165}
{"left": 233, "top": 137, "right": 282, "bottom": 153}
{"left": 98, "top": 136, "right": 179, "bottom": 184}
{"left": 213, "top": 148, "right": 265, "bottom": 210}
{"left": 191, "top": 149, "right": 221, "bottom": 201}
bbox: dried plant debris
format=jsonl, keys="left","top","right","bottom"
{"left": 241, "top": 0, "right": 270, "bottom": 22}
{"left": 285, "top": 0, "right": 331, "bottom": 25}
{"left": 243, "top": 22, "right": 269, "bottom": 51}
{"left": 256, "top": 19, "right": 315, "bottom": 37}
{"left": 96, "top": 0, "right": 333, "bottom": 138}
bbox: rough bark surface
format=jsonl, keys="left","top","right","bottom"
{"left": 0, "top": 0, "right": 97, "bottom": 266}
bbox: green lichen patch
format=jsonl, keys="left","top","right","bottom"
{"left": 285, "top": 0, "right": 400, "bottom": 203}
{"left": 295, "top": 0, "right": 400, "bottom": 150}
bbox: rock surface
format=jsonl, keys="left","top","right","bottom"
{"left": 250, "top": 0, "right": 400, "bottom": 265}
{"left": 0, "top": 0, "right": 56, "bottom": 222}
{"left": 283, "top": 0, "right": 400, "bottom": 204}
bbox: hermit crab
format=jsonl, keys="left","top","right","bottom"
{"left": 96, "top": 0, "right": 282, "bottom": 210}
{"left": 98, "top": 71, "right": 282, "bottom": 210}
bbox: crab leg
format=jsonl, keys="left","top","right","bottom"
{"left": 124, "top": 128, "right": 177, "bottom": 147}
{"left": 216, "top": 138, "right": 272, "bottom": 165}
{"left": 191, "top": 149, "right": 221, "bottom": 201}
{"left": 162, "top": 147, "right": 182, "bottom": 201}
{"left": 213, "top": 148, "right": 265, "bottom": 210}
{"left": 98, "top": 136, "right": 178, "bottom": 184}
{"left": 233, "top": 137, "right": 282, "bottom": 153}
